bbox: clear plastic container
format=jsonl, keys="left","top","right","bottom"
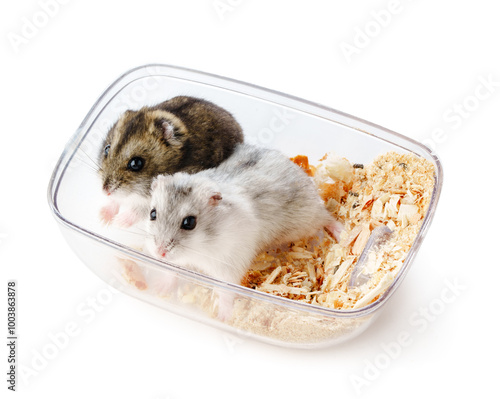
{"left": 47, "top": 64, "right": 443, "bottom": 348}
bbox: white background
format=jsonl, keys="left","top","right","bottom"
{"left": 1, "top": 0, "right": 499, "bottom": 398}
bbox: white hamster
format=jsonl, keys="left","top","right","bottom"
{"left": 145, "top": 143, "right": 343, "bottom": 286}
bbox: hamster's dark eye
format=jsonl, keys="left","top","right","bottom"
{"left": 150, "top": 209, "right": 156, "bottom": 221}
{"left": 127, "top": 157, "right": 145, "bottom": 172}
{"left": 104, "top": 144, "right": 110, "bottom": 157}
{"left": 181, "top": 216, "right": 197, "bottom": 230}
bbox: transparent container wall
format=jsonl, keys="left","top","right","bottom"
{"left": 54, "top": 65, "right": 439, "bottom": 233}
{"left": 59, "top": 223, "right": 374, "bottom": 348}
{"left": 49, "top": 65, "right": 442, "bottom": 348}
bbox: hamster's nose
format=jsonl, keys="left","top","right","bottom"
{"left": 103, "top": 179, "right": 111, "bottom": 195}
{"left": 158, "top": 246, "right": 168, "bottom": 258}
{"left": 103, "top": 179, "right": 116, "bottom": 196}
{"left": 156, "top": 239, "right": 174, "bottom": 258}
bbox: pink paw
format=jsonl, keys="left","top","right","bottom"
{"left": 152, "top": 274, "right": 178, "bottom": 298}
{"left": 113, "top": 209, "right": 140, "bottom": 228}
{"left": 326, "top": 218, "right": 345, "bottom": 242}
{"left": 99, "top": 201, "right": 120, "bottom": 224}
{"left": 217, "top": 291, "right": 234, "bottom": 322}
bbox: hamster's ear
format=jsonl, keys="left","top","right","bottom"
{"left": 208, "top": 192, "right": 222, "bottom": 207}
{"left": 151, "top": 176, "right": 160, "bottom": 192}
{"left": 161, "top": 120, "right": 182, "bottom": 147}
{"left": 151, "top": 174, "right": 171, "bottom": 192}
{"left": 162, "top": 120, "right": 175, "bottom": 141}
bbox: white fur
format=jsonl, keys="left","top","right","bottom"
{"left": 145, "top": 144, "right": 340, "bottom": 286}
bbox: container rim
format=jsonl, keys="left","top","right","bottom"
{"left": 47, "top": 63, "right": 443, "bottom": 320}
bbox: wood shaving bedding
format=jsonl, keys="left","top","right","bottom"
{"left": 241, "top": 151, "right": 435, "bottom": 310}
{"left": 117, "top": 150, "right": 435, "bottom": 344}
{"left": 120, "top": 258, "right": 148, "bottom": 291}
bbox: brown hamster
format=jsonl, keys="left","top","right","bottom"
{"left": 98, "top": 96, "right": 244, "bottom": 227}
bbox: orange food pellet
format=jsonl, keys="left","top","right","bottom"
{"left": 319, "top": 181, "right": 346, "bottom": 202}
{"left": 290, "top": 155, "right": 314, "bottom": 176}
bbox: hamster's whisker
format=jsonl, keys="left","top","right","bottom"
{"left": 131, "top": 226, "right": 149, "bottom": 234}
{"left": 176, "top": 243, "right": 235, "bottom": 269}
{"left": 130, "top": 228, "right": 155, "bottom": 238}
{"left": 95, "top": 130, "right": 108, "bottom": 141}
{"left": 124, "top": 229, "right": 149, "bottom": 237}
{"left": 112, "top": 227, "right": 151, "bottom": 237}
{"left": 75, "top": 148, "right": 101, "bottom": 171}
{"left": 73, "top": 156, "right": 99, "bottom": 172}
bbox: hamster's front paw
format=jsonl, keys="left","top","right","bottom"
{"left": 326, "top": 218, "right": 345, "bottom": 242}
{"left": 152, "top": 274, "right": 178, "bottom": 298}
{"left": 99, "top": 201, "right": 120, "bottom": 225}
{"left": 113, "top": 209, "right": 140, "bottom": 228}
{"left": 216, "top": 291, "right": 234, "bottom": 323}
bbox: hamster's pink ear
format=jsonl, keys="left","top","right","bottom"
{"left": 151, "top": 176, "right": 160, "bottom": 192}
{"left": 151, "top": 174, "right": 170, "bottom": 192}
{"left": 162, "top": 121, "right": 175, "bottom": 141}
{"left": 209, "top": 192, "right": 222, "bottom": 207}
{"left": 161, "top": 120, "right": 183, "bottom": 147}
